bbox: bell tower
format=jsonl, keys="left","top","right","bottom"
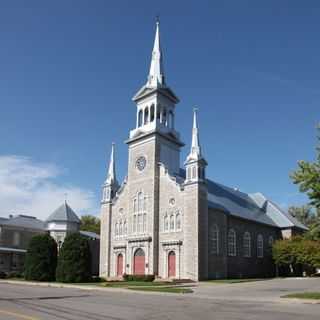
{"left": 124, "top": 20, "right": 184, "bottom": 276}
{"left": 128, "top": 20, "right": 184, "bottom": 177}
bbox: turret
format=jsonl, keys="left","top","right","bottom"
{"left": 185, "top": 109, "right": 207, "bottom": 183}
{"left": 102, "top": 143, "right": 119, "bottom": 203}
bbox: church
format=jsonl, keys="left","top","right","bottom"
{"left": 99, "top": 22, "right": 307, "bottom": 281}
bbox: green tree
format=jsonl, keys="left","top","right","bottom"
{"left": 291, "top": 126, "right": 320, "bottom": 209}
{"left": 56, "top": 233, "right": 91, "bottom": 283}
{"left": 24, "top": 234, "right": 57, "bottom": 281}
{"left": 288, "top": 205, "right": 316, "bottom": 227}
{"left": 273, "top": 237, "right": 320, "bottom": 276}
{"left": 80, "top": 215, "right": 100, "bottom": 235}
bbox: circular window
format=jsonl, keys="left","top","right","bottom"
{"left": 136, "top": 156, "right": 147, "bottom": 171}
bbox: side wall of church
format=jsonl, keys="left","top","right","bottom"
{"left": 208, "top": 208, "right": 228, "bottom": 279}
{"left": 208, "top": 209, "right": 281, "bottom": 279}
{"left": 227, "top": 216, "right": 280, "bottom": 278}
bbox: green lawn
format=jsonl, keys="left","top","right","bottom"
{"left": 103, "top": 281, "right": 171, "bottom": 288}
{"left": 128, "top": 286, "right": 193, "bottom": 294}
{"left": 203, "top": 278, "right": 270, "bottom": 284}
{"left": 282, "top": 292, "right": 320, "bottom": 300}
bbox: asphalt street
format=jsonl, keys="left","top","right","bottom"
{"left": 0, "top": 278, "right": 319, "bottom": 320}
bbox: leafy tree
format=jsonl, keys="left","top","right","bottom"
{"left": 291, "top": 126, "right": 320, "bottom": 209}
{"left": 273, "top": 237, "right": 320, "bottom": 276}
{"left": 56, "top": 233, "right": 91, "bottom": 283}
{"left": 24, "top": 234, "right": 57, "bottom": 281}
{"left": 288, "top": 205, "right": 316, "bottom": 227}
{"left": 80, "top": 215, "right": 100, "bottom": 235}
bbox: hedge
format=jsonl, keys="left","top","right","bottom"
{"left": 24, "top": 234, "right": 57, "bottom": 281}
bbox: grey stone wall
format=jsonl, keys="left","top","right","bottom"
{"left": 208, "top": 209, "right": 281, "bottom": 279}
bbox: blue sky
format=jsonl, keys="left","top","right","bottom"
{"left": 0, "top": 1, "right": 319, "bottom": 218}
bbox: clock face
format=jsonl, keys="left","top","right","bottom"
{"left": 136, "top": 156, "right": 147, "bottom": 171}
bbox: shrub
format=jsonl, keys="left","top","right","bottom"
{"left": 273, "top": 237, "right": 320, "bottom": 276}
{"left": 56, "top": 233, "right": 91, "bottom": 283}
{"left": 123, "top": 274, "right": 155, "bottom": 282}
{"left": 24, "top": 234, "right": 58, "bottom": 281}
{"left": 0, "top": 271, "right": 7, "bottom": 279}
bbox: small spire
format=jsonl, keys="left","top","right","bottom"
{"left": 105, "top": 143, "right": 118, "bottom": 186}
{"left": 186, "top": 108, "right": 203, "bottom": 162}
{"left": 147, "top": 19, "right": 165, "bottom": 88}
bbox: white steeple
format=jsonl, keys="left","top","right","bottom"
{"left": 102, "top": 143, "right": 119, "bottom": 203}
{"left": 185, "top": 109, "right": 207, "bottom": 183}
{"left": 147, "top": 19, "right": 165, "bottom": 88}
{"left": 105, "top": 143, "right": 118, "bottom": 186}
{"left": 186, "top": 109, "right": 204, "bottom": 163}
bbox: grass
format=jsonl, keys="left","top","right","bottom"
{"left": 128, "top": 286, "right": 193, "bottom": 294}
{"left": 102, "top": 281, "right": 171, "bottom": 288}
{"left": 203, "top": 278, "right": 269, "bottom": 284}
{"left": 282, "top": 292, "right": 320, "bottom": 300}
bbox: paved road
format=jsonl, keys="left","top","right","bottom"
{"left": 0, "top": 278, "right": 319, "bottom": 320}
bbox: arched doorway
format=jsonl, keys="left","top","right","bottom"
{"left": 168, "top": 251, "right": 176, "bottom": 278}
{"left": 117, "top": 253, "right": 123, "bottom": 277}
{"left": 133, "top": 248, "right": 145, "bottom": 275}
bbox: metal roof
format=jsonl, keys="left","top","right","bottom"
{"left": 1, "top": 215, "right": 45, "bottom": 230}
{"left": 80, "top": 231, "right": 100, "bottom": 240}
{"left": 207, "top": 180, "right": 278, "bottom": 227}
{"left": 46, "top": 202, "right": 80, "bottom": 223}
{"left": 206, "top": 179, "right": 307, "bottom": 230}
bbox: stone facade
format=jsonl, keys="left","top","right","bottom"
{"left": 99, "top": 22, "right": 307, "bottom": 281}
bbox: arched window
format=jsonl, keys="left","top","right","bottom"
{"left": 144, "top": 107, "right": 149, "bottom": 125}
{"left": 138, "top": 110, "right": 143, "bottom": 127}
{"left": 257, "top": 234, "right": 264, "bottom": 258}
{"left": 164, "top": 215, "right": 169, "bottom": 232}
{"left": 170, "top": 214, "right": 175, "bottom": 231}
{"left": 143, "top": 213, "right": 147, "bottom": 232}
{"left": 169, "top": 111, "right": 174, "bottom": 129}
{"left": 115, "top": 223, "right": 119, "bottom": 238}
{"left": 119, "top": 222, "right": 122, "bottom": 236}
{"left": 157, "top": 106, "right": 161, "bottom": 121}
{"left": 150, "top": 104, "right": 155, "bottom": 122}
{"left": 192, "top": 166, "right": 196, "bottom": 179}
{"left": 133, "top": 215, "right": 137, "bottom": 233}
{"left": 123, "top": 221, "right": 127, "bottom": 235}
{"left": 210, "top": 224, "right": 219, "bottom": 255}
{"left": 268, "top": 236, "right": 274, "bottom": 247}
{"left": 162, "top": 109, "right": 167, "bottom": 126}
{"left": 187, "top": 167, "right": 191, "bottom": 180}
{"left": 137, "top": 214, "right": 142, "bottom": 233}
{"left": 228, "top": 229, "right": 236, "bottom": 256}
{"left": 138, "top": 192, "right": 143, "bottom": 212}
{"left": 176, "top": 212, "right": 181, "bottom": 231}
{"left": 243, "top": 232, "right": 251, "bottom": 257}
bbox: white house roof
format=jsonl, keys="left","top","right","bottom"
{"left": 46, "top": 202, "right": 80, "bottom": 224}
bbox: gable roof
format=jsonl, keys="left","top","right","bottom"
{"left": 207, "top": 180, "right": 278, "bottom": 227}
{"left": 2, "top": 215, "right": 45, "bottom": 230}
{"left": 206, "top": 179, "right": 307, "bottom": 230}
{"left": 46, "top": 202, "right": 80, "bottom": 224}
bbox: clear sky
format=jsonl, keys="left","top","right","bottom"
{"left": 0, "top": 1, "right": 319, "bottom": 219}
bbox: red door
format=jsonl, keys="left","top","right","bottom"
{"left": 133, "top": 248, "right": 145, "bottom": 275}
{"left": 168, "top": 251, "right": 176, "bottom": 278}
{"left": 117, "top": 254, "right": 123, "bottom": 276}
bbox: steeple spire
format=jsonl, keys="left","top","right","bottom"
{"left": 105, "top": 143, "right": 118, "bottom": 186}
{"left": 147, "top": 19, "right": 165, "bottom": 88}
{"left": 186, "top": 108, "right": 203, "bottom": 162}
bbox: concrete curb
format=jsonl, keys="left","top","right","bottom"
{"left": 0, "top": 280, "right": 195, "bottom": 297}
